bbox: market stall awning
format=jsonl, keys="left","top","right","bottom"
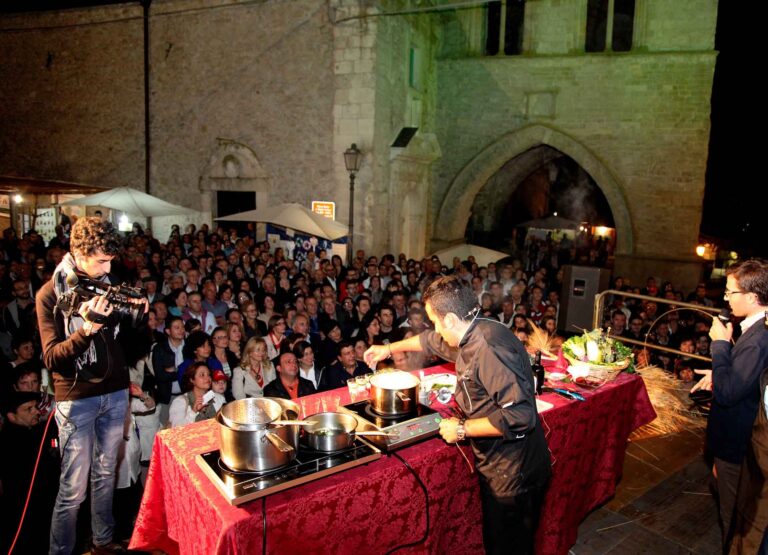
{"left": 59, "top": 186, "right": 197, "bottom": 218}
{"left": 217, "top": 203, "right": 348, "bottom": 241}
{"left": 430, "top": 243, "right": 509, "bottom": 267}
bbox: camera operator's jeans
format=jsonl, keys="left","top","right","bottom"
{"left": 50, "top": 389, "right": 129, "bottom": 555}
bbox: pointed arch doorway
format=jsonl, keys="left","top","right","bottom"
{"left": 432, "top": 124, "right": 632, "bottom": 259}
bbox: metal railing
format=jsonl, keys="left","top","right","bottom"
{"left": 593, "top": 290, "right": 721, "bottom": 363}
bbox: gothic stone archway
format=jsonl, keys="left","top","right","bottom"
{"left": 432, "top": 124, "right": 633, "bottom": 256}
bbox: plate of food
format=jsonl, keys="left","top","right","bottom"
{"left": 573, "top": 375, "right": 607, "bottom": 389}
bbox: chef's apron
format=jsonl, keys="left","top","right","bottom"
{"left": 730, "top": 368, "right": 768, "bottom": 555}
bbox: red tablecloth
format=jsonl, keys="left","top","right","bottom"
{"left": 130, "top": 365, "right": 655, "bottom": 555}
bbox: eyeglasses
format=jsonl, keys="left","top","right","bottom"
{"left": 724, "top": 288, "right": 748, "bottom": 299}
{"left": 213, "top": 335, "right": 227, "bottom": 341}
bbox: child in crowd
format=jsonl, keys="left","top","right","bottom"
{"left": 210, "top": 369, "right": 228, "bottom": 407}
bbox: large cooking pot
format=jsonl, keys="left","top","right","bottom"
{"left": 369, "top": 370, "right": 420, "bottom": 416}
{"left": 218, "top": 398, "right": 300, "bottom": 472}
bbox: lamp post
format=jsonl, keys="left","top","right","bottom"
{"left": 343, "top": 143, "right": 362, "bottom": 263}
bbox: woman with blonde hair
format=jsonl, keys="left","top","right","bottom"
{"left": 232, "top": 337, "right": 277, "bottom": 399}
{"left": 224, "top": 322, "right": 245, "bottom": 360}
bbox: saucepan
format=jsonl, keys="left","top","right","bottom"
{"left": 218, "top": 398, "right": 300, "bottom": 471}
{"left": 302, "top": 412, "right": 398, "bottom": 452}
{"left": 368, "top": 370, "right": 420, "bottom": 416}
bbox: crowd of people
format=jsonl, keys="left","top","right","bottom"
{"left": 0, "top": 215, "right": 740, "bottom": 553}
{"left": 601, "top": 276, "right": 723, "bottom": 382}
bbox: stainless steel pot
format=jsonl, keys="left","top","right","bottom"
{"left": 369, "top": 371, "right": 420, "bottom": 416}
{"left": 303, "top": 412, "right": 358, "bottom": 452}
{"left": 219, "top": 397, "right": 283, "bottom": 431}
{"left": 303, "top": 412, "right": 398, "bottom": 452}
{"left": 218, "top": 398, "right": 300, "bottom": 472}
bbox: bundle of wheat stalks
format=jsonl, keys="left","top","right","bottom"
{"left": 525, "top": 319, "right": 559, "bottom": 361}
{"left": 630, "top": 364, "right": 707, "bottom": 440}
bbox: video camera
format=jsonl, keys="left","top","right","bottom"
{"left": 56, "top": 271, "right": 147, "bottom": 327}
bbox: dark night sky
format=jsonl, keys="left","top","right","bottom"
{"left": 701, "top": 1, "right": 766, "bottom": 257}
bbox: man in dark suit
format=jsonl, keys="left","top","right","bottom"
{"left": 696, "top": 259, "right": 768, "bottom": 550}
{"left": 321, "top": 339, "right": 369, "bottom": 391}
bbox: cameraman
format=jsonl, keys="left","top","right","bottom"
{"left": 37, "top": 217, "right": 145, "bottom": 555}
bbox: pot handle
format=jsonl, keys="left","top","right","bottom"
{"left": 395, "top": 391, "right": 411, "bottom": 402}
{"left": 264, "top": 430, "right": 295, "bottom": 453}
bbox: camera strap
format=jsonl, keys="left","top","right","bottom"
{"left": 51, "top": 253, "right": 111, "bottom": 383}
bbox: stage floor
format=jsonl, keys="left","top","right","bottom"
{"left": 575, "top": 429, "right": 720, "bottom": 554}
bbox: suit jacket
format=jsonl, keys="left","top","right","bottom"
{"left": 730, "top": 367, "right": 768, "bottom": 554}
{"left": 320, "top": 360, "right": 369, "bottom": 391}
{"left": 708, "top": 320, "right": 768, "bottom": 464}
{"left": 152, "top": 338, "right": 181, "bottom": 404}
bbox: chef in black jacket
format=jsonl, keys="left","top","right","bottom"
{"left": 365, "top": 275, "right": 551, "bottom": 555}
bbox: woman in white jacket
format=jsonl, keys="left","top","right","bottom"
{"left": 169, "top": 362, "right": 225, "bottom": 427}
{"left": 231, "top": 337, "right": 276, "bottom": 399}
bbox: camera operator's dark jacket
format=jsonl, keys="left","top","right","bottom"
{"left": 37, "top": 277, "right": 132, "bottom": 401}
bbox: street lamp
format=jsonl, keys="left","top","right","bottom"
{"left": 343, "top": 143, "right": 362, "bottom": 263}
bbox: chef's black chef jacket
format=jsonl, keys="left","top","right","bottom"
{"left": 419, "top": 317, "right": 551, "bottom": 500}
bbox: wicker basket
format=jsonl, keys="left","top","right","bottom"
{"left": 563, "top": 354, "right": 630, "bottom": 382}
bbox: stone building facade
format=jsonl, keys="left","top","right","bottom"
{"left": 0, "top": 0, "right": 717, "bottom": 289}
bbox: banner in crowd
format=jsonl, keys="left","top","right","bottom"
{"left": 266, "top": 224, "right": 347, "bottom": 265}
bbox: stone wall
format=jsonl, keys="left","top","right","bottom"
{"left": 331, "top": 0, "right": 378, "bottom": 256}
{"left": 1, "top": 0, "right": 338, "bottom": 241}
{"left": 430, "top": 0, "right": 718, "bottom": 290}
{"left": 0, "top": 0, "right": 720, "bottom": 287}
{"left": 0, "top": 4, "right": 145, "bottom": 187}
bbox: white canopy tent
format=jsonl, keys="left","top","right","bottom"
{"left": 430, "top": 243, "right": 509, "bottom": 267}
{"left": 216, "top": 203, "right": 348, "bottom": 241}
{"left": 59, "top": 186, "right": 196, "bottom": 218}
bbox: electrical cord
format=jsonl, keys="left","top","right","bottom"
{"left": 8, "top": 362, "right": 82, "bottom": 555}
{"left": 261, "top": 496, "right": 267, "bottom": 555}
{"left": 639, "top": 306, "right": 721, "bottom": 365}
{"left": 9, "top": 308, "right": 116, "bottom": 554}
{"left": 7, "top": 399, "right": 57, "bottom": 555}
{"left": 384, "top": 451, "right": 430, "bottom": 554}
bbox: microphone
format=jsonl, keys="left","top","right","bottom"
{"left": 717, "top": 308, "right": 731, "bottom": 324}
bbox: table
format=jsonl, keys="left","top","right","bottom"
{"left": 130, "top": 365, "right": 655, "bottom": 555}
